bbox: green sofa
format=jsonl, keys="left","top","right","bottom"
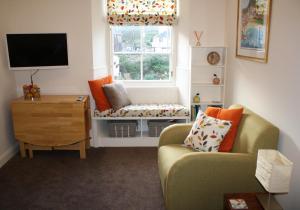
{"left": 158, "top": 105, "right": 279, "bottom": 210}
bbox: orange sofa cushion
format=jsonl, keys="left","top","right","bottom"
{"left": 88, "top": 75, "right": 112, "bottom": 111}
{"left": 205, "top": 107, "right": 243, "bottom": 152}
{"left": 205, "top": 107, "right": 221, "bottom": 118}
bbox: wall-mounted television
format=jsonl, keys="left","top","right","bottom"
{"left": 6, "top": 33, "right": 69, "bottom": 70}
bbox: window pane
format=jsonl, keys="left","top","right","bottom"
{"left": 113, "top": 55, "right": 141, "bottom": 80}
{"left": 143, "top": 54, "right": 170, "bottom": 80}
{"left": 112, "top": 26, "right": 141, "bottom": 52}
{"left": 143, "top": 26, "right": 171, "bottom": 53}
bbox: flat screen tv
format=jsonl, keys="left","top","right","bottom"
{"left": 6, "top": 33, "right": 69, "bottom": 70}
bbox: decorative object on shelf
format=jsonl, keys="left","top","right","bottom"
{"left": 193, "top": 93, "right": 200, "bottom": 103}
{"left": 212, "top": 74, "right": 220, "bottom": 85}
{"left": 255, "top": 149, "right": 293, "bottom": 210}
{"left": 193, "top": 31, "right": 204, "bottom": 47}
{"left": 191, "top": 105, "right": 201, "bottom": 121}
{"left": 236, "top": 0, "right": 272, "bottom": 63}
{"left": 23, "top": 84, "right": 40, "bottom": 100}
{"left": 207, "top": 51, "right": 220, "bottom": 65}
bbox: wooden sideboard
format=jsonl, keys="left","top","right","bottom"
{"left": 11, "top": 95, "right": 91, "bottom": 159}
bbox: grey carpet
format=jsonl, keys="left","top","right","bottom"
{"left": 0, "top": 148, "right": 165, "bottom": 210}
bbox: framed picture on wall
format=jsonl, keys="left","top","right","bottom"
{"left": 236, "top": 0, "right": 272, "bottom": 63}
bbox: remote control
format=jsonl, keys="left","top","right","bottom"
{"left": 76, "top": 96, "right": 84, "bottom": 101}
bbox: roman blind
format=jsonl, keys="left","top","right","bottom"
{"left": 107, "top": 0, "right": 177, "bottom": 25}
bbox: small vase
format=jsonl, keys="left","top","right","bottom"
{"left": 193, "top": 93, "right": 200, "bottom": 103}
{"left": 213, "top": 74, "right": 220, "bottom": 85}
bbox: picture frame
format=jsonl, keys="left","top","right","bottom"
{"left": 236, "top": 0, "right": 272, "bottom": 63}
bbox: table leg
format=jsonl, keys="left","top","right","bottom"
{"left": 79, "top": 141, "right": 86, "bottom": 159}
{"left": 85, "top": 137, "right": 90, "bottom": 149}
{"left": 28, "top": 148, "right": 33, "bottom": 159}
{"left": 19, "top": 141, "right": 26, "bottom": 158}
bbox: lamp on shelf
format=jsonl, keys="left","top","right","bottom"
{"left": 255, "top": 149, "right": 293, "bottom": 210}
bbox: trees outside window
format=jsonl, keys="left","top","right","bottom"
{"left": 112, "top": 26, "right": 172, "bottom": 81}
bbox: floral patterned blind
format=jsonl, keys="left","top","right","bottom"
{"left": 107, "top": 0, "right": 177, "bottom": 25}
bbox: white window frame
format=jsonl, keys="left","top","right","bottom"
{"left": 109, "top": 26, "right": 175, "bottom": 86}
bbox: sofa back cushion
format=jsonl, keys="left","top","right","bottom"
{"left": 205, "top": 107, "right": 221, "bottom": 118}
{"left": 205, "top": 107, "right": 243, "bottom": 152}
{"left": 229, "top": 105, "right": 279, "bottom": 154}
{"left": 126, "top": 87, "right": 179, "bottom": 104}
{"left": 217, "top": 108, "right": 244, "bottom": 152}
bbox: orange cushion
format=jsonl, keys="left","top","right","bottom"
{"left": 205, "top": 107, "right": 221, "bottom": 118}
{"left": 217, "top": 108, "right": 244, "bottom": 152}
{"left": 88, "top": 75, "right": 112, "bottom": 111}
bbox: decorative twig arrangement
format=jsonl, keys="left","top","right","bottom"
{"left": 193, "top": 31, "right": 204, "bottom": 47}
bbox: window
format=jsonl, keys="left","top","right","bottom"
{"left": 111, "top": 26, "right": 172, "bottom": 81}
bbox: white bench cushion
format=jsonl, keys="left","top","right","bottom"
{"left": 94, "top": 104, "right": 189, "bottom": 118}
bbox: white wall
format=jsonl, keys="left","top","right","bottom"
{"left": 175, "top": 0, "right": 227, "bottom": 105}
{"left": 0, "top": 0, "right": 95, "bottom": 164}
{"left": 226, "top": 1, "right": 300, "bottom": 209}
{"left": 188, "top": 0, "right": 227, "bottom": 46}
{"left": 0, "top": 63, "right": 17, "bottom": 168}
{"left": 175, "top": 0, "right": 227, "bottom": 65}
{"left": 1, "top": 0, "right": 94, "bottom": 95}
{"left": 0, "top": 2, "right": 18, "bottom": 167}
{"left": 91, "top": 0, "right": 110, "bottom": 78}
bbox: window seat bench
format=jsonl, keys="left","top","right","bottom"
{"left": 91, "top": 86, "right": 190, "bottom": 147}
{"left": 93, "top": 104, "right": 189, "bottom": 119}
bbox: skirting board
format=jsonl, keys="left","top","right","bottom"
{"left": 92, "top": 137, "right": 159, "bottom": 147}
{"left": 0, "top": 144, "right": 18, "bottom": 168}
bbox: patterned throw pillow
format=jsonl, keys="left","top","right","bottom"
{"left": 184, "top": 111, "right": 232, "bottom": 152}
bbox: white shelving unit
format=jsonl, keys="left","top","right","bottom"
{"left": 189, "top": 46, "right": 227, "bottom": 120}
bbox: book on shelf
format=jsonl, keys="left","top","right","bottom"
{"left": 191, "top": 104, "right": 201, "bottom": 121}
{"left": 191, "top": 106, "right": 195, "bottom": 121}
{"left": 208, "top": 104, "right": 223, "bottom": 108}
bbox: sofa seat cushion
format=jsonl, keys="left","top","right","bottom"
{"left": 158, "top": 144, "right": 195, "bottom": 193}
{"left": 94, "top": 104, "right": 189, "bottom": 118}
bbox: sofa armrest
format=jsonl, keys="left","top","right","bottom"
{"left": 159, "top": 123, "right": 192, "bottom": 147}
{"left": 165, "top": 152, "right": 262, "bottom": 210}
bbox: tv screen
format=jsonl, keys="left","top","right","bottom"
{"left": 6, "top": 33, "right": 69, "bottom": 70}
